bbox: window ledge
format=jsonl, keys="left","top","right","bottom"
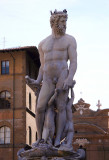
{"left": 0, "top": 144, "right": 12, "bottom": 148}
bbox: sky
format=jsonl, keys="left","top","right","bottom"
{"left": 0, "top": 0, "right": 109, "bottom": 110}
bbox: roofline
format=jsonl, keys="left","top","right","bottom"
{"left": 95, "top": 108, "right": 109, "bottom": 116}
{"left": 0, "top": 46, "right": 38, "bottom": 52}
{"left": 0, "top": 46, "right": 40, "bottom": 67}
{"left": 74, "top": 122, "right": 107, "bottom": 134}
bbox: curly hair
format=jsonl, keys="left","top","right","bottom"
{"left": 50, "top": 12, "right": 68, "bottom": 28}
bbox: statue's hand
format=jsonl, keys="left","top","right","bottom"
{"left": 63, "top": 78, "right": 73, "bottom": 91}
{"left": 29, "top": 80, "right": 40, "bottom": 87}
{"left": 25, "top": 75, "right": 31, "bottom": 83}
{"left": 25, "top": 75, "right": 40, "bottom": 87}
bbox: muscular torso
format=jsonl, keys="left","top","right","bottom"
{"left": 41, "top": 34, "right": 70, "bottom": 78}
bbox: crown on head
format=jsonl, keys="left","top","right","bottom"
{"left": 50, "top": 9, "right": 67, "bottom": 15}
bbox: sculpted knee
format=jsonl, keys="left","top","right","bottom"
{"left": 36, "top": 107, "right": 45, "bottom": 114}
{"left": 36, "top": 104, "right": 45, "bottom": 114}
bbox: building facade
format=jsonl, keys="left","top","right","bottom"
{"left": 0, "top": 46, "right": 40, "bottom": 160}
{"left": 73, "top": 98, "right": 109, "bottom": 160}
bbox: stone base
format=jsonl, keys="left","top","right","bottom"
{"left": 17, "top": 143, "right": 85, "bottom": 160}
{"left": 23, "top": 157, "right": 80, "bottom": 160}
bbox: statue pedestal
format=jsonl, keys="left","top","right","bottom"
{"left": 17, "top": 143, "right": 85, "bottom": 160}
{"left": 24, "top": 157, "right": 80, "bottom": 160}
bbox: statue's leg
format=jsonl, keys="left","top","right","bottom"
{"left": 42, "top": 127, "right": 49, "bottom": 142}
{"left": 35, "top": 80, "right": 55, "bottom": 145}
{"left": 59, "top": 95, "right": 74, "bottom": 151}
{"left": 54, "top": 69, "right": 68, "bottom": 147}
{"left": 54, "top": 90, "right": 68, "bottom": 147}
{"left": 65, "top": 97, "right": 74, "bottom": 146}
{"left": 42, "top": 106, "right": 55, "bottom": 143}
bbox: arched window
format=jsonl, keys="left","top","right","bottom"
{"left": 29, "top": 93, "right": 31, "bottom": 110}
{"left": 0, "top": 91, "right": 11, "bottom": 109}
{"left": 29, "top": 126, "right": 32, "bottom": 145}
{"left": 0, "top": 126, "right": 11, "bottom": 144}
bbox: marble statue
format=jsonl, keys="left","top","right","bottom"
{"left": 25, "top": 10, "right": 77, "bottom": 149}
{"left": 18, "top": 9, "right": 85, "bottom": 160}
{"left": 26, "top": 9, "right": 77, "bottom": 148}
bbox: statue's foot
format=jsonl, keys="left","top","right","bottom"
{"left": 54, "top": 140, "right": 60, "bottom": 148}
{"left": 46, "top": 137, "right": 52, "bottom": 145}
{"left": 58, "top": 144, "right": 73, "bottom": 151}
{"left": 32, "top": 139, "right": 41, "bottom": 148}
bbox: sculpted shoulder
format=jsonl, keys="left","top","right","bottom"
{"left": 65, "top": 34, "right": 77, "bottom": 49}
{"left": 38, "top": 35, "right": 52, "bottom": 50}
{"left": 39, "top": 35, "right": 54, "bottom": 53}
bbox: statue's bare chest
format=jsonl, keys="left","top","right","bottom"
{"left": 42, "top": 37, "right": 68, "bottom": 53}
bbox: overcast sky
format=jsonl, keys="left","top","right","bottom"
{"left": 0, "top": 0, "right": 109, "bottom": 110}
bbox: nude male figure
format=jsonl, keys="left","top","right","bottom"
{"left": 29, "top": 9, "right": 77, "bottom": 147}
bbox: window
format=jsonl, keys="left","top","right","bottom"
{"left": 0, "top": 91, "right": 11, "bottom": 109}
{"left": 0, "top": 126, "right": 11, "bottom": 144}
{"left": 29, "top": 126, "right": 31, "bottom": 145}
{"left": 29, "top": 93, "right": 31, "bottom": 109}
{"left": 75, "top": 131, "right": 78, "bottom": 133}
{"left": 36, "top": 132, "right": 37, "bottom": 141}
{"left": 1, "top": 61, "right": 9, "bottom": 74}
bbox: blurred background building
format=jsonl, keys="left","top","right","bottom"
{"left": 73, "top": 98, "right": 109, "bottom": 160}
{"left": 0, "top": 46, "right": 40, "bottom": 160}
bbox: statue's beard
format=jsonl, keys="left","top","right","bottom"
{"left": 54, "top": 25, "right": 66, "bottom": 35}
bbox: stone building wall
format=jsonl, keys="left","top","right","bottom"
{"left": 0, "top": 47, "right": 40, "bottom": 160}
{"left": 26, "top": 84, "right": 37, "bottom": 145}
{"left": 73, "top": 98, "right": 109, "bottom": 160}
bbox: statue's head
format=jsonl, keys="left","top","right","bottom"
{"left": 50, "top": 9, "right": 68, "bottom": 35}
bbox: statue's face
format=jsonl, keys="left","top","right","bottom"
{"left": 58, "top": 17, "right": 67, "bottom": 33}
{"left": 54, "top": 16, "right": 67, "bottom": 35}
